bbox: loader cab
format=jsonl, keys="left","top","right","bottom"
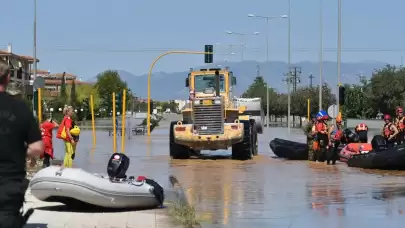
{"left": 185, "top": 68, "right": 237, "bottom": 98}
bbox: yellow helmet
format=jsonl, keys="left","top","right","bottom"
{"left": 70, "top": 125, "right": 81, "bottom": 136}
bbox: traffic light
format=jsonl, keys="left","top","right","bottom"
{"left": 33, "top": 90, "right": 38, "bottom": 113}
{"left": 204, "top": 45, "right": 213, "bottom": 63}
{"left": 149, "top": 100, "right": 154, "bottom": 114}
{"left": 115, "top": 92, "right": 122, "bottom": 114}
{"left": 339, "top": 86, "right": 345, "bottom": 106}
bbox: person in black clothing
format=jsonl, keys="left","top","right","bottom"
{"left": 0, "top": 59, "right": 44, "bottom": 227}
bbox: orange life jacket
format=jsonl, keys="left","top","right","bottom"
{"left": 396, "top": 117, "right": 405, "bottom": 131}
{"left": 315, "top": 122, "right": 328, "bottom": 134}
{"left": 383, "top": 123, "right": 394, "bottom": 138}
{"left": 355, "top": 123, "right": 368, "bottom": 132}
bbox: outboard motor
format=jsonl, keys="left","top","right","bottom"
{"left": 107, "top": 153, "right": 130, "bottom": 179}
{"left": 371, "top": 135, "right": 387, "bottom": 152}
{"left": 343, "top": 129, "right": 359, "bottom": 143}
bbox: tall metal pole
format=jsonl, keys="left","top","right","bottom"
{"left": 33, "top": 0, "right": 37, "bottom": 116}
{"left": 266, "top": 17, "right": 270, "bottom": 128}
{"left": 337, "top": 0, "right": 341, "bottom": 110}
{"left": 287, "top": 0, "right": 292, "bottom": 134}
{"left": 319, "top": 0, "right": 323, "bottom": 111}
{"left": 266, "top": 17, "right": 269, "bottom": 63}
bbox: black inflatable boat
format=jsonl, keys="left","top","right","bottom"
{"left": 347, "top": 135, "right": 405, "bottom": 170}
{"left": 269, "top": 138, "right": 308, "bottom": 160}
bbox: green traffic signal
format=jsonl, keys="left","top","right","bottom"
{"left": 204, "top": 45, "right": 213, "bottom": 63}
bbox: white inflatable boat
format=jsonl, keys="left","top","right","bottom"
{"left": 29, "top": 153, "right": 164, "bottom": 209}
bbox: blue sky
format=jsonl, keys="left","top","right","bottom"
{"left": 2, "top": 0, "right": 405, "bottom": 79}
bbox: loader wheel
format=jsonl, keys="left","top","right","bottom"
{"left": 169, "top": 121, "right": 191, "bottom": 159}
{"left": 250, "top": 120, "right": 259, "bottom": 156}
{"left": 232, "top": 120, "right": 253, "bottom": 160}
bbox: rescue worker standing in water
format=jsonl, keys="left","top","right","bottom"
{"left": 327, "top": 117, "right": 343, "bottom": 165}
{"left": 395, "top": 107, "right": 405, "bottom": 145}
{"left": 381, "top": 114, "right": 399, "bottom": 148}
{"left": 313, "top": 111, "right": 330, "bottom": 162}
{"left": 303, "top": 114, "right": 317, "bottom": 161}
{"left": 355, "top": 123, "right": 369, "bottom": 143}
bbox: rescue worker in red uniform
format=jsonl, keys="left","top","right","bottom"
{"left": 381, "top": 114, "right": 399, "bottom": 149}
{"left": 314, "top": 115, "right": 330, "bottom": 162}
{"left": 40, "top": 115, "right": 59, "bottom": 168}
{"left": 395, "top": 107, "right": 405, "bottom": 145}
{"left": 327, "top": 117, "right": 343, "bottom": 165}
{"left": 355, "top": 123, "right": 369, "bottom": 143}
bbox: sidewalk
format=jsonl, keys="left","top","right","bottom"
{"left": 24, "top": 189, "right": 174, "bottom": 228}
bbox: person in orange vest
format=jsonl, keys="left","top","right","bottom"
{"left": 314, "top": 111, "right": 330, "bottom": 162}
{"left": 355, "top": 123, "right": 368, "bottom": 143}
{"left": 327, "top": 117, "right": 343, "bottom": 165}
{"left": 381, "top": 114, "right": 399, "bottom": 149}
{"left": 395, "top": 107, "right": 405, "bottom": 145}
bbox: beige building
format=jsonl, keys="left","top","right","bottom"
{"left": 0, "top": 43, "right": 38, "bottom": 94}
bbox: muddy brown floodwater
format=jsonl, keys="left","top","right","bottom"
{"left": 51, "top": 126, "right": 405, "bottom": 228}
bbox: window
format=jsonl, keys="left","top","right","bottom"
{"left": 194, "top": 74, "right": 225, "bottom": 93}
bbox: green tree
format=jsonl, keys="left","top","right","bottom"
{"left": 369, "top": 65, "right": 405, "bottom": 116}
{"left": 60, "top": 73, "right": 67, "bottom": 104}
{"left": 70, "top": 79, "right": 78, "bottom": 107}
{"left": 241, "top": 76, "right": 276, "bottom": 114}
{"left": 95, "top": 70, "right": 129, "bottom": 112}
{"left": 291, "top": 84, "right": 335, "bottom": 117}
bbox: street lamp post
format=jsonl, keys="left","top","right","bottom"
{"left": 247, "top": 13, "right": 288, "bottom": 128}
{"left": 319, "top": 0, "right": 324, "bottom": 111}
{"left": 225, "top": 30, "right": 260, "bottom": 61}
{"left": 287, "top": 0, "right": 292, "bottom": 134}
{"left": 337, "top": 0, "right": 342, "bottom": 110}
{"left": 33, "top": 0, "right": 37, "bottom": 117}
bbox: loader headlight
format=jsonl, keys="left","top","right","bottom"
{"left": 214, "top": 100, "right": 221, "bottom": 104}
{"left": 194, "top": 100, "right": 200, "bottom": 105}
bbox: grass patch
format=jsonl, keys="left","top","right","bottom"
{"left": 167, "top": 200, "right": 200, "bottom": 228}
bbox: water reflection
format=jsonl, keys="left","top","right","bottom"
{"left": 48, "top": 128, "right": 405, "bottom": 227}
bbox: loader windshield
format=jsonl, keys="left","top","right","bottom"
{"left": 194, "top": 74, "right": 225, "bottom": 93}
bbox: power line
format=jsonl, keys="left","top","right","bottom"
{"left": 35, "top": 46, "right": 405, "bottom": 54}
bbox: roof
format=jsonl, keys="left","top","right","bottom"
{"left": 47, "top": 73, "right": 77, "bottom": 78}
{"left": 45, "top": 79, "right": 90, "bottom": 85}
{"left": 0, "top": 50, "right": 39, "bottom": 62}
{"left": 30, "top": 69, "right": 50, "bottom": 75}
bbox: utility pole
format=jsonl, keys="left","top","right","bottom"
{"left": 289, "top": 66, "right": 301, "bottom": 92}
{"left": 309, "top": 74, "right": 315, "bottom": 88}
{"left": 33, "top": 0, "right": 37, "bottom": 117}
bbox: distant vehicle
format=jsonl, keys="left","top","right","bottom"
{"left": 233, "top": 97, "right": 264, "bottom": 134}
{"left": 165, "top": 108, "right": 171, "bottom": 113}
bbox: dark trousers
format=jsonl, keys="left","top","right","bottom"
{"left": 43, "top": 153, "right": 51, "bottom": 168}
{"left": 0, "top": 179, "right": 29, "bottom": 228}
{"left": 327, "top": 142, "right": 340, "bottom": 165}
{"left": 397, "top": 132, "right": 405, "bottom": 145}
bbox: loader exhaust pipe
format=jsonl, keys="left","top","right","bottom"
{"left": 215, "top": 70, "right": 220, "bottom": 96}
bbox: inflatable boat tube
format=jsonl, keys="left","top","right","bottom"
{"left": 347, "top": 145, "right": 405, "bottom": 170}
{"left": 339, "top": 143, "right": 372, "bottom": 162}
{"left": 269, "top": 138, "right": 308, "bottom": 160}
{"left": 29, "top": 166, "right": 164, "bottom": 209}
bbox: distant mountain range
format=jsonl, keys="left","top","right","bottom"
{"left": 90, "top": 60, "right": 388, "bottom": 100}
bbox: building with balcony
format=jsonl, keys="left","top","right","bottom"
{"left": 32, "top": 71, "right": 90, "bottom": 98}
{"left": 0, "top": 43, "right": 38, "bottom": 95}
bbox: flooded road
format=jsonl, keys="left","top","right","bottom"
{"left": 51, "top": 125, "right": 405, "bottom": 228}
